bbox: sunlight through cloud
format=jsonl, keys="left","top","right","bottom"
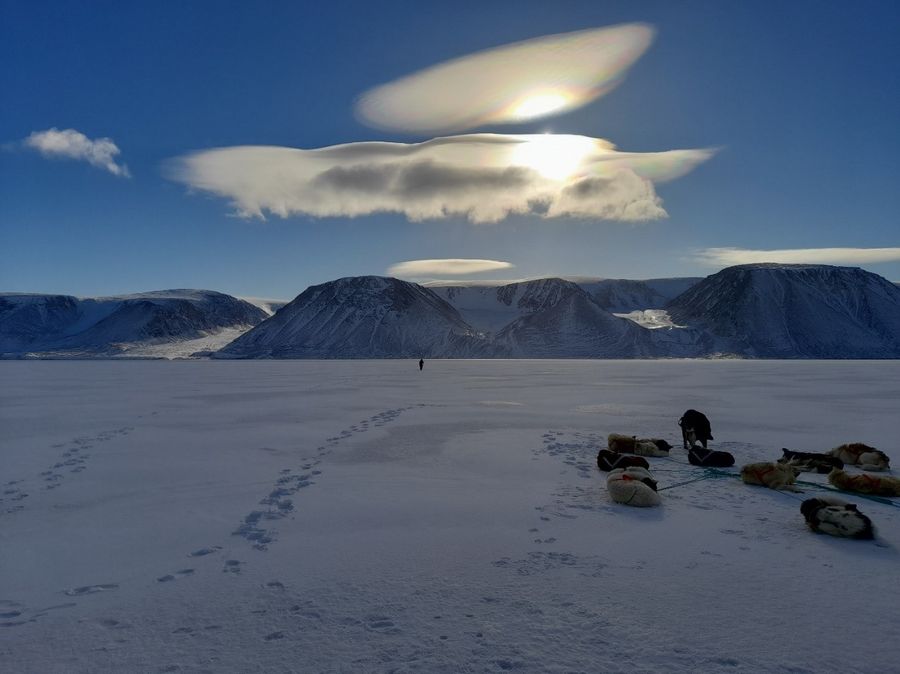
{"left": 168, "top": 133, "right": 713, "bottom": 224}
{"left": 356, "top": 24, "right": 655, "bottom": 133}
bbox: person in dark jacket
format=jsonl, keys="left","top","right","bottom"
{"left": 418, "top": 359, "right": 424, "bottom": 371}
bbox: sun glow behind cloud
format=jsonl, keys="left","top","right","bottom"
{"left": 510, "top": 134, "right": 598, "bottom": 180}
{"left": 355, "top": 24, "right": 655, "bottom": 133}
{"left": 168, "top": 133, "right": 713, "bottom": 224}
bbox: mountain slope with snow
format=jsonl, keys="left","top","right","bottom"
{"left": 572, "top": 277, "right": 703, "bottom": 312}
{"left": 666, "top": 264, "right": 900, "bottom": 358}
{"left": 218, "top": 276, "right": 490, "bottom": 358}
{"left": 0, "top": 290, "right": 267, "bottom": 358}
{"left": 490, "top": 279, "right": 659, "bottom": 357}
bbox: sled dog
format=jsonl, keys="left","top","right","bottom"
{"left": 678, "top": 409, "right": 713, "bottom": 449}
{"left": 778, "top": 448, "right": 844, "bottom": 474}
{"left": 829, "top": 443, "right": 890, "bottom": 472}
{"left": 688, "top": 447, "right": 735, "bottom": 468}
{"left": 606, "top": 467, "right": 661, "bottom": 507}
{"left": 607, "top": 433, "right": 670, "bottom": 457}
{"left": 596, "top": 449, "right": 650, "bottom": 472}
{"left": 740, "top": 462, "right": 801, "bottom": 491}
{"left": 827, "top": 469, "right": 900, "bottom": 497}
{"left": 800, "top": 497, "right": 874, "bottom": 540}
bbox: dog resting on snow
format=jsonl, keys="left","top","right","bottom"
{"left": 740, "top": 462, "right": 801, "bottom": 491}
{"left": 800, "top": 497, "right": 874, "bottom": 540}
{"left": 596, "top": 449, "right": 650, "bottom": 472}
{"left": 688, "top": 446, "right": 735, "bottom": 468}
{"left": 606, "top": 466, "right": 661, "bottom": 507}
{"left": 678, "top": 409, "right": 713, "bottom": 449}
{"left": 829, "top": 443, "right": 891, "bottom": 472}
{"left": 607, "top": 434, "right": 671, "bottom": 457}
{"left": 778, "top": 448, "right": 844, "bottom": 474}
{"left": 827, "top": 469, "right": 900, "bottom": 497}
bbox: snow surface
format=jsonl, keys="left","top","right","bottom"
{"left": 613, "top": 309, "right": 685, "bottom": 329}
{"left": 2, "top": 360, "right": 900, "bottom": 673}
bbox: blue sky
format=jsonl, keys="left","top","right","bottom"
{"left": 2, "top": 0, "right": 899, "bottom": 299}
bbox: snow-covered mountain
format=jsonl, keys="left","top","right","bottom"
{"left": 666, "top": 264, "right": 900, "bottom": 358}
{"left": 221, "top": 277, "right": 660, "bottom": 359}
{"left": 0, "top": 290, "right": 267, "bottom": 358}
{"left": 217, "top": 276, "right": 489, "bottom": 359}
{"left": 482, "top": 278, "right": 658, "bottom": 357}
{"left": 8, "top": 266, "right": 900, "bottom": 359}
{"left": 569, "top": 277, "right": 702, "bottom": 312}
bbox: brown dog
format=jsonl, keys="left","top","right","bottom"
{"left": 607, "top": 433, "right": 670, "bottom": 457}
{"left": 829, "top": 443, "right": 891, "bottom": 472}
{"left": 740, "top": 462, "right": 801, "bottom": 491}
{"left": 827, "top": 468, "right": 900, "bottom": 497}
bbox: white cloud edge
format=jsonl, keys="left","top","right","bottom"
{"left": 694, "top": 247, "right": 900, "bottom": 266}
{"left": 388, "top": 259, "right": 514, "bottom": 277}
{"left": 167, "top": 134, "right": 713, "bottom": 225}
{"left": 24, "top": 127, "right": 130, "bottom": 178}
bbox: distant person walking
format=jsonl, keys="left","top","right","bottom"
{"left": 418, "top": 359, "right": 424, "bottom": 371}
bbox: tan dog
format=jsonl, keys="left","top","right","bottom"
{"left": 606, "top": 466, "right": 661, "bottom": 507}
{"left": 740, "top": 462, "right": 801, "bottom": 491}
{"left": 829, "top": 443, "right": 891, "bottom": 472}
{"left": 827, "top": 468, "right": 900, "bottom": 497}
{"left": 607, "top": 433, "right": 670, "bottom": 457}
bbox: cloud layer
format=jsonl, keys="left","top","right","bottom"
{"left": 24, "top": 128, "right": 130, "bottom": 177}
{"left": 695, "top": 247, "right": 900, "bottom": 266}
{"left": 388, "top": 259, "right": 514, "bottom": 277}
{"left": 168, "top": 133, "right": 713, "bottom": 224}
{"left": 356, "top": 24, "right": 654, "bottom": 133}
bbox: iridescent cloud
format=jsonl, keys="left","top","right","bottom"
{"left": 167, "top": 133, "right": 713, "bottom": 224}
{"left": 388, "top": 259, "right": 514, "bottom": 277}
{"left": 695, "top": 247, "right": 900, "bottom": 266}
{"left": 356, "top": 24, "right": 655, "bottom": 133}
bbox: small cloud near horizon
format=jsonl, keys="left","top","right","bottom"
{"left": 694, "top": 247, "right": 900, "bottom": 267}
{"left": 355, "top": 24, "right": 655, "bottom": 134}
{"left": 168, "top": 133, "right": 713, "bottom": 224}
{"left": 23, "top": 128, "right": 130, "bottom": 177}
{"left": 388, "top": 259, "right": 514, "bottom": 277}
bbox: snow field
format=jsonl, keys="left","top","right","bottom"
{"left": 1, "top": 360, "right": 899, "bottom": 673}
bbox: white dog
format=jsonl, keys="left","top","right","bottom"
{"left": 829, "top": 443, "right": 891, "bottom": 472}
{"left": 606, "top": 466, "right": 661, "bottom": 507}
{"left": 800, "top": 497, "right": 874, "bottom": 539}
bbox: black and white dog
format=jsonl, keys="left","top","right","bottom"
{"left": 596, "top": 449, "right": 650, "bottom": 472}
{"left": 679, "top": 409, "right": 713, "bottom": 449}
{"left": 688, "top": 446, "right": 735, "bottom": 468}
{"left": 800, "top": 497, "right": 874, "bottom": 539}
{"left": 778, "top": 448, "right": 843, "bottom": 474}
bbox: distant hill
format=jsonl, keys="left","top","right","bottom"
{"left": 0, "top": 290, "right": 267, "bottom": 358}
{"left": 217, "top": 276, "right": 488, "bottom": 359}
{"left": 666, "top": 264, "right": 900, "bottom": 358}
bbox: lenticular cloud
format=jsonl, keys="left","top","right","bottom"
{"left": 388, "top": 259, "right": 514, "bottom": 277}
{"left": 167, "top": 133, "right": 713, "bottom": 224}
{"left": 356, "top": 24, "right": 655, "bottom": 134}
